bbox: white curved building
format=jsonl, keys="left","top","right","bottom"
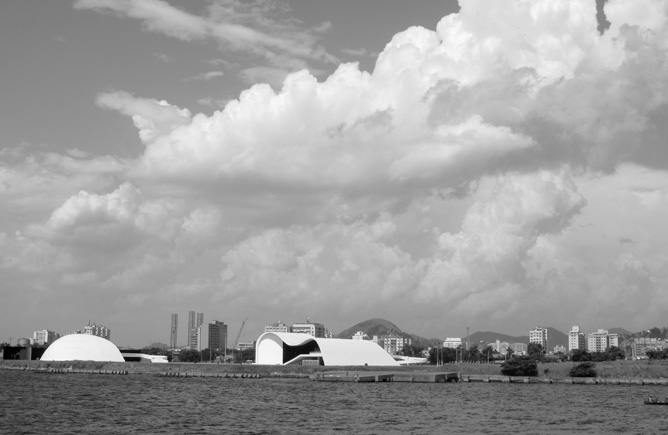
{"left": 41, "top": 334, "right": 125, "bottom": 362}
{"left": 255, "top": 332, "right": 400, "bottom": 366}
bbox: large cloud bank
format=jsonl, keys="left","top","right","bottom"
{"left": 3, "top": 0, "right": 668, "bottom": 342}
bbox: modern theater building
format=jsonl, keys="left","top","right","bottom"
{"left": 255, "top": 332, "right": 400, "bottom": 366}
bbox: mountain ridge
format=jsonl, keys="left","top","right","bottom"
{"left": 335, "top": 319, "right": 648, "bottom": 350}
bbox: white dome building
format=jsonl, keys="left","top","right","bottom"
{"left": 41, "top": 334, "right": 124, "bottom": 362}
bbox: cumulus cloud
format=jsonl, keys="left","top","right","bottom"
{"left": 96, "top": 91, "right": 192, "bottom": 144}
{"left": 5, "top": 0, "right": 668, "bottom": 342}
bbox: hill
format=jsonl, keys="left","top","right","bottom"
{"left": 336, "top": 318, "right": 438, "bottom": 348}
{"left": 608, "top": 327, "right": 631, "bottom": 335}
{"left": 468, "top": 327, "right": 568, "bottom": 350}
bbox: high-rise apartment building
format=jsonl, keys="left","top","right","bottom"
{"left": 569, "top": 326, "right": 586, "bottom": 352}
{"left": 33, "top": 330, "right": 61, "bottom": 345}
{"left": 170, "top": 314, "right": 178, "bottom": 349}
{"left": 529, "top": 327, "right": 548, "bottom": 350}
{"left": 208, "top": 320, "right": 228, "bottom": 351}
{"left": 187, "top": 311, "right": 204, "bottom": 350}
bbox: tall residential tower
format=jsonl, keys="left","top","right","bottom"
{"left": 170, "top": 314, "right": 178, "bottom": 349}
{"left": 188, "top": 311, "right": 204, "bottom": 350}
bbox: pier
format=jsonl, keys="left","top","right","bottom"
{"left": 309, "top": 371, "right": 460, "bottom": 383}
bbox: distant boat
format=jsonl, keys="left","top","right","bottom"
{"left": 644, "top": 397, "right": 668, "bottom": 405}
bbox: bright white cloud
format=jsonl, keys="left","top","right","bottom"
{"left": 96, "top": 91, "right": 192, "bottom": 144}
{"left": 5, "top": 0, "right": 668, "bottom": 344}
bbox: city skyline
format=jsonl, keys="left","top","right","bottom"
{"left": 8, "top": 314, "right": 658, "bottom": 351}
{"left": 2, "top": 1, "right": 668, "bottom": 348}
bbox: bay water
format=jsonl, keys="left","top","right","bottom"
{"left": 2, "top": 370, "right": 668, "bottom": 434}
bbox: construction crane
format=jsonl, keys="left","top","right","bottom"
{"left": 232, "top": 317, "right": 248, "bottom": 352}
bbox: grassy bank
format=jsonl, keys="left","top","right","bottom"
{"left": 3, "top": 359, "right": 668, "bottom": 380}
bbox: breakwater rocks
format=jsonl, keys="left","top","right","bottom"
{"left": 1, "top": 365, "right": 128, "bottom": 375}
{"left": 2, "top": 360, "right": 668, "bottom": 385}
{"left": 461, "top": 374, "right": 668, "bottom": 385}
{"left": 153, "top": 371, "right": 261, "bottom": 379}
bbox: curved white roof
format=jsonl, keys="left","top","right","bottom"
{"left": 41, "top": 334, "right": 124, "bottom": 362}
{"left": 255, "top": 332, "right": 399, "bottom": 366}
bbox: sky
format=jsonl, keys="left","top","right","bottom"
{"left": 1, "top": 0, "right": 668, "bottom": 348}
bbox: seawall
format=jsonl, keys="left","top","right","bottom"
{"left": 3, "top": 360, "right": 668, "bottom": 384}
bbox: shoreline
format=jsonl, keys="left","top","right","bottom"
{"left": 3, "top": 359, "right": 668, "bottom": 384}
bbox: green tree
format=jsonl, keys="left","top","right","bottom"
{"left": 428, "top": 347, "right": 457, "bottom": 365}
{"left": 234, "top": 348, "right": 255, "bottom": 363}
{"left": 604, "top": 346, "right": 625, "bottom": 361}
{"left": 179, "top": 349, "right": 201, "bottom": 363}
{"left": 648, "top": 327, "right": 663, "bottom": 338}
{"left": 501, "top": 356, "right": 538, "bottom": 376}
{"left": 569, "top": 362, "right": 597, "bottom": 377}
{"left": 505, "top": 347, "right": 515, "bottom": 359}
{"left": 467, "top": 344, "right": 480, "bottom": 361}
{"left": 527, "top": 343, "right": 544, "bottom": 359}
{"left": 400, "top": 344, "right": 424, "bottom": 357}
{"left": 141, "top": 343, "right": 168, "bottom": 355}
{"left": 481, "top": 345, "right": 495, "bottom": 362}
{"left": 646, "top": 349, "right": 668, "bottom": 360}
{"left": 570, "top": 348, "right": 591, "bottom": 362}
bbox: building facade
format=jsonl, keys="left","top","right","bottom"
{"left": 569, "top": 326, "right": 586, "bottom": 352}
{"left": 511, "top": 342, "right": 527, "bottom": 355}
{"left": 443, "top": 338, "right": 463, "bottom": 349}
{"left": 632, "top": 337, "right": 667, "bottom": 359}
{"left": 352, "top": 331, "right": 370, "bottom": 340}
{"left": 170, "top": 314, "right": 178, "bottom": 349}
{"left": 82, "top": 321, "right": 110, "bottom": 340}
{"left": 291, "top": 319, "right": 326, "bottom": 338}
{"left": 529, "top": 327, "right": 548, "bottom": 350}
{"left": 587, "top": 329, "right": 608, "bottom": 352}
{"left": 588, "top": 329, "right": 617, "bottom": 352}
{"left": 208, "top": 320, "right": 228, "bottom": 351}
{"left": 493, "top": 340, "right": 510, "bottom": 354}
{"left": 383, "top": 335, "right": 411, "bottom": 355}
{"left": 33, "top": 330, "right": 61, "bottom": 345}
{"left": 238, "top": 342, "right": 254, "bottom": 351}
{"left": 265, "top": 321, "right": 289, "bottom": 333}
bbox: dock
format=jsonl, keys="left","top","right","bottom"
{"left": 309, "top": 371, "right": 460, "bottom": 383}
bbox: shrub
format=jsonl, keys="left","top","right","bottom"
{"left": 569, "top": 361, "right": 597, "bottom": 377}
{"left": 501, "top": 356, "right": 538, "bottom": 376}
